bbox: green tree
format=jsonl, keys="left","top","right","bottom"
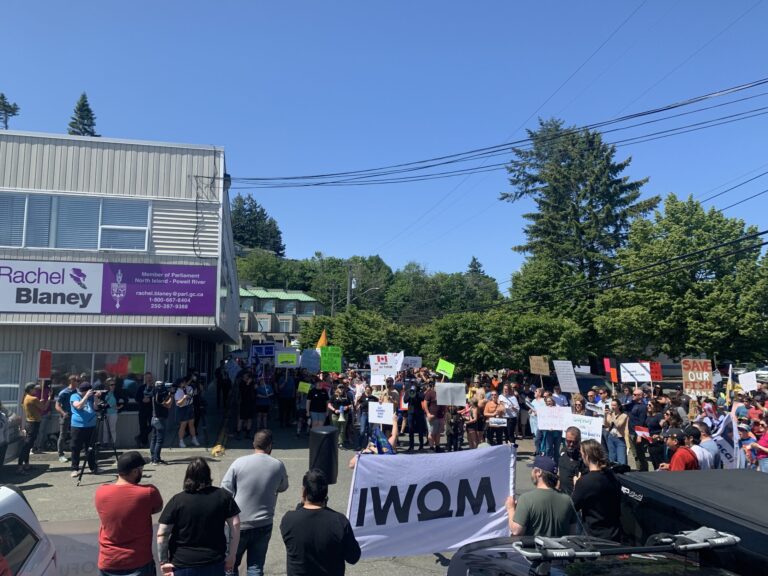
{"left": 0, "top": 93, "right": 20, "bottom": 129}
{"left": 68, "top": 92, "right": 99, "bottom": 136}
{"left": 230, "top": 194, "right": 285, "bottom": 256}
{"left": 502, "top": 118, "right": 658, "bottom": 360}
{"left": 594, "top": 194, "right": 766, "bottom": 360}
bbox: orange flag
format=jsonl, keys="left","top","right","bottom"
{"left": 315, "top": 328, "right": 328, "bottom": 349}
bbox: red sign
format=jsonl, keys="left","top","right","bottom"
{"left": 38, "top": 350, "right": 52, "bottom": 380}
{"left": 603, "top": 357, "right": 618, "bottom": 383}
{"left": 649, "top": 361, "right": 663, "bottom": 382}
{"left": 681, "top": 358, "right": 712, "bottom": 395}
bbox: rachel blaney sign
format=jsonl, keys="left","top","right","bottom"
{"left": 0, "top": 260, "right": 217, "bottom": 316}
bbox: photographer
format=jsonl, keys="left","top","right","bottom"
{"left": 70, "top": 380, "right": 98, "bottom": 477}
{"left": 175, "top": 376, "right": 200, "bottom": 448}
{"left": 101, "top": 378, "right": 121, "bottom": 448}
{"left": 150, "top": 381, "right": 174, "bottom": 465}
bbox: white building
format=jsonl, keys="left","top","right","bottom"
{"left": 0, "top": 131, "right": 240, "bottom": 423}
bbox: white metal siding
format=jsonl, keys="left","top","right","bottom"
{"left": 151, "top": 200, "right": 219, "bottom": 257}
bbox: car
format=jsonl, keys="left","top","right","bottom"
{"left": 447, "top": 528, "right": 740, "bottom": 576}
{"left": 0, "top": 485, "right": 57, "bottom": 575}
{"left": 754, "top": 366, "right": 768, "bottom": 383}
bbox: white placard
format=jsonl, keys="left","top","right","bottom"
{"left": 0, "top": 260, "right": 103, "bottom": 313}
{"left": 274, "top": 347, "right": 300, "bottom": 368}
{"left": 436, "top": 382, "right": 466, "bottom": 406}
{"left": 370, "top": 374, "right": 387, "bottom": 387}
{"left": 585, "top": 402, "right": 605, "bottom": 415}
{"left": 739, "top": 371, "right": 758, "bottom": 392}
{"left": 348, "top": 445, "right": 514, "bottom": 559}
{"left": 370, "top": 353, "right": 403, "bottom": 378}
{"left": 574, "top": 365, "right": 591, "bottom": 374}
{"left": 368, "top": 401, "right": 394, "bottom": 425}
{"left": 620, "top": 362, "right": 652, "bottom": 383}
{"left": 566, "top": 413, "right": 603, "bottom": 441}
{"left": 536, "top": 406, "right": 571, "bottom": 431}
{"left": 552, "top": 360, "right": 580, "bottom": 393}
{"left": 402, "top": 356, "right": 422, "bottom": 370}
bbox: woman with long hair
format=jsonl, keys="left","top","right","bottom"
{"left": 464, "top": 398, "right": 481, "bottom": 449}
{"left": 157, "top": 458, "right": 240, "bottom": 575}
{"left": 604, "top": 399, "right": 628, "bottom": 465}
{"left": 572, "top": 440, "right": 622, "bottom": 542}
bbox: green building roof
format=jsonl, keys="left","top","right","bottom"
{"left": 239, "top": 287, "right": 318, "bottom": 302}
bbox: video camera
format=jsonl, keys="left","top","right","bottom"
{"left": 90, "top": 381, "right": 110, "bottom": 412}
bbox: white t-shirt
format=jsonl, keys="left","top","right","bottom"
{"left": 175, "top": 386, "right": 193, "bottom": 407}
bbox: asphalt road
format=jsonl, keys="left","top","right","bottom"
{"left": 11, "top": 417, "right": 536, "bottom": 576}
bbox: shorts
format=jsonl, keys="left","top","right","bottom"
{"left": 428, "top": 417, "right": 445, "bottom": 435}
{"left": 254, "top": 404, "right": 270, "bottom": 414}
{"left": 177, "top": 405, "right": 193, "bottom": 422}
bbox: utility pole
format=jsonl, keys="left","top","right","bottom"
{"left": 331, "top": 285, "right": 336, "bottom": 317}
{"left": 346, "top": 264, "right": 353, "bottom": 312}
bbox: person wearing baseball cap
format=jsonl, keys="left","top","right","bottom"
{"left": 505, "top": 455, "right": 577, "bottom": 537}
{"left": 95, "top": 451, "right": 162, "bottom": 575}
{"left": 659, "top": 428, "right": 699, "bottom": 471}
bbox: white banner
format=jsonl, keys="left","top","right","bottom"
{"left": 347, "top": 445, "right": 515, "bottom": 559}
{"left": 566, "top": 413, "right": 603, "bottom": 441}
{"left": 620, "top": 362, "right": 652, "bottom": 383}
{"left": 536, "top": 406, "right": 571, "bottom": 431}
{"left": 739, "top": 371, "right": 758, "bottom": 392}
{"left": 0, "top": 260, "right": 103, "bottom": 313}
{"left": 552, "top": 360, "right": 580, "bottom": 393}
{"left": 368, "top": 401, "right": 394, "bottom": 425}
{"left": 436, "top": 382, "right": 466, "bottom": 406}
{"left": 370, "top": 352, "right": 403, "bottom": 378}
{"left": 402, "top": 356, "right": 423, "bottom": 370}
{"left": 713, "top": 413, "right": 739, "bottom": 469}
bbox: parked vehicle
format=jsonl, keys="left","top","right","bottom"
{"left": 0, "top": 485, "right": 56, "bottom": 575}
{"left": 754, "top": 366, "right": 768, "bottom": 382}
{"left": 448, "top": 528, "right": 740, "bottom": 576}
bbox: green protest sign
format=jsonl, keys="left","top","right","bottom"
{"left": 298, "top": 381, "right": 311, "bottom": 394}
{"left": 277, "top": 352, "right": 298, "bottom": 366}
{"left": 436, "top": 358, "right": 455, "bottom": 379}
{"left": 320, "top": 346, "right": 342, "bottom": 372}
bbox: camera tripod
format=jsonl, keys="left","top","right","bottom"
{"left": 76, "top": 410, "right": 119, "bottom": 486}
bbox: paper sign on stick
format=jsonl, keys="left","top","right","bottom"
{"left": 566, "top": 413, "right": 603, "bottom": 441}
{"left": 402, "top": 356, "right": 422, "bottom": 370}
{"left": 681, "top": 358, "right": 712, "bottom": 396}
{"left": 436, "top": 383, "right": 466, "bottom": 406}
{"left": 739, "top": 371, "right": 758, "bottom": 392}
{"left": 529, "top": 356, "right": 550, "bottom": 376}
{"left": 552, "top": 360, "right": 579, "bottom": 393}
{"left": 436, "top": 359, "right": 455, "bottom": 379}
{"left": 320, "top": 346, "right": 342, "bottom": 372}
{"left": 620, "top": 363, "right": 652, "bottom": 384}
{"left": 275, "top": 349, "right": 299, "bottom": 367}
{"left": 298, "top": 381, "right": 311, "bottom": 395}
{"left": 368, "top": 401, "right": 394, "bottom": 425}
{"left": 536, "top": 406, "right": 571, "bottom": 431}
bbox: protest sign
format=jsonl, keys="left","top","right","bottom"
{"left": 620, "top": 362, "right": 652, "bottom": 384}
{"left": 370, "top": 353, "right": 402, "bottom": 379}
{"left": 603, "top": 357, "right": 619, "bottom": 383}
{"left": 529, "top": 356, "right": 550, "bottom": 376}
{"left": 348, "top": 444, "right": 515, "bottom": 559}
{"left": 566, "top": 413, "right": 603, "bottom": 441}
{"left": 300, "top": 349, "right": 321, "bottom": 373}
{"left": 320, "top": 346, "right": 342, "bottom": 373}
{"left": 402, "top": 356, "right": 423, "bottom": 370}
{"left": 681, "top": 358, "right": 712, "bottom": 395}
{"left": 487, "top": 417, "right": 507, "bottom": 428}
{"left": 739, "top": 371, "right": 758, "bottom": 392}
{"left": 436, "top": 359, "right": 455, "bottom": 379}
{"left": 585, "top": 402, "right": 605, "bottom": 415}
{"left": 552, "top": 360, "right": 579, "bottom": 393}
{"left": 370, "top": 374, "right": 387, "bottom": 387}
{"left": 368, "top": 401, "right": 394, "bottom": 425}
{"left": 574, "top": 365, "right": 591, "bottom": 374}
{"left": 536, "top": 406, "right": 571, "bottom": 431}
{"left": 297, "top": 381, "right": 311, "bottom": 395}
{"left": 275, "top": 348, "right": 299, "bottom": 368}
{"left": 648, "top": 361, "right": 663, "bottom": 382}
{"left": 436, "top": 383, "right": 466, "bottom": 406}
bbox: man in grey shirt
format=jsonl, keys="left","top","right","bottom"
{"left": 222, "top": 429, "right": 289, "bottom": 576}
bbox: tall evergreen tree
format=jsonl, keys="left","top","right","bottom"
{"left": 68, "top": 92, "right": 99, "bottom": 136}
{"left": 230, "top": 194, "right": 285, "bottom": 256}
{"left": 0, "top": 93, "right": 20, "bottom": 129}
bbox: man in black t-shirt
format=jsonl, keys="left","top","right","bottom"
{"left": 558, "top": 427, "right": 587, "bottom": 496}
{"left": 306, "top": 382, "right": 330, "bottom": 429}
{"left": 280, "top": 469, "right": 360, "bottom": 576}
{"left": 149, "top": 382, "right": 173, "bottom": 465}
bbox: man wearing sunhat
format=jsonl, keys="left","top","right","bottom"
{"left": 505, "top": 455, "right": 577, "bottom": 537}
{"left": 94, "top": 451, "right": 163, "bottom": 576}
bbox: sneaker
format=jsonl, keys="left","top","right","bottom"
{"left": 58, "top": 455, "right": 69, "bottom": 463}
{"left": 156, "top": 459, "right": 169, "bottom": 465}
{"left": 191, "top": 437, "right": 200, "bottom": 447}
{"left": 70, "top": 471, "right": 78, "bottom": 478}
{"left": 179, "top": 439, "right": 186, "bottom": 448}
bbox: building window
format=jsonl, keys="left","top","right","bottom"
{"left": 0, "top": 514, "right": 40, "bottom": 574}
{"left": 256, "top": 318, "right": 271, "bottom": 332}
{"left": 0, "top": 353, "right": 22, "bottom": 416}
{"left": 240, "top": 298, "right": 253, "bottom": 312}
{"left": 282, "top": 301, "right": 297, "bottom": 314}
{"left": 0, "top": 192, "right": 149, "bottom": 251}
{"left": 301, "top": 302, "right": 316, "bottom": 315}
{"left": 51, "top": 352, "right": 146, "bottom": 399}
{"left": 261, "top": 300, "right": 275, "bottom": 313}
{"left": 279, "top": 319, "right": 292, "bottom": 333}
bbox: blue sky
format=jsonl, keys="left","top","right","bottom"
{"left": 3, "top": 1, "right": 768, "bottom": 288}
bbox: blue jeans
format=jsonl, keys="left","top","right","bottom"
{"left": 606, "top": 435, "right": 627, "bottom": 465}
{"left": 235, "top": 524, "right": 272, "bottom": 576}
{"left": 150, "top": 417, "right": 166, "bottom": 462}
{"left": 759, "top": 458, "right": 768, "bottom": 473}
{"left": 540, "top": 431, "right": 561, "bottom": 459}
{"left": 172, "top": 562, "right": 225, "bottom": 576}
{"left": 99, "top": 561, "right": 156, "bottom": 576}
{"left": 358, "top": 412, "right": 370, "bottom": 450}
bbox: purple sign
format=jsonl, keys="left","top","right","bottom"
{"left": 101, "top": 263, "right": 217, "bottom": 316}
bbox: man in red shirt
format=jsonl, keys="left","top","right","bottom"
{"left": 659, "top": 428, "right": 699, "bottom": 471}
{"left": 94, "top": 451, "right": 163, "bottom": 575}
